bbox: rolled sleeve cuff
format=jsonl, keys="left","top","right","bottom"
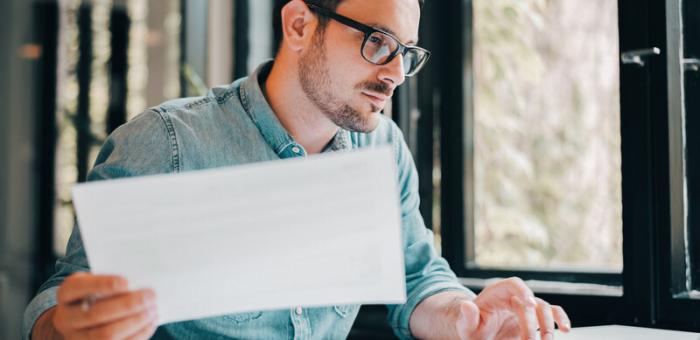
{"left": 390, "top": 278, "right": 475, "bottom": 340}
{"left": 23, "top": 285, "right": 59, "bottom": 340}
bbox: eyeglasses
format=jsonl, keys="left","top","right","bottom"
{"left": 305, "top": 2, "right": 431, "bottom": 77}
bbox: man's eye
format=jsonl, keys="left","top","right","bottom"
{"left": 368, "top": 36, "right": 383, "bottom": 44}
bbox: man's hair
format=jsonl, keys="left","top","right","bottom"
{"left": 273, "top": 0, "right": 425, "bottom": 50}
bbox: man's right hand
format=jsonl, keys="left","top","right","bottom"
{"left": 33, "top": 272, "right": 158, "bottom": 340}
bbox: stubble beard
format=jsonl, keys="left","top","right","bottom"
{"left": 298, "top": 30, "right": 380, "bottom": 133}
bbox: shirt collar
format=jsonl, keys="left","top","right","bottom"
{"left": 239, "top": 61, "right": 352, "bottom": 158}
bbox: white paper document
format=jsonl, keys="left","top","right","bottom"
{"left": 554, "top": 325, "right": 700, "bottom": 340}
{"left": 72, "top": 146, "right": 406, "bottom": 325}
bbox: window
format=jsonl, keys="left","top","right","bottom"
{"left": 469, "top": 0, "right": 622, "bottom": 271}
{"left": 408, "top": 0, "right": 700, "bottom": 331}
{"left": 430, "top": 0, "right": 623, "bottom": 288}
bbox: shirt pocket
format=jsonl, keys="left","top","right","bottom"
{"left": 333, "top": 305, "right": 359, "bottom": 318}
{"left": 221, "top": 311, "right": 264, "bottom": 323}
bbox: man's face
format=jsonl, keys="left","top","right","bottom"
{"left": 298, "top": 0, "right": 421, "bottom": 133}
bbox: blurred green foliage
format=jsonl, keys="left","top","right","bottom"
{"left": 472, "top": 0, "right": 623, "bottom": 270}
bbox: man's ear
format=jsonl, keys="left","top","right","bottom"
{"left": 279, "top": 0, "right": 317, "bottom": 53}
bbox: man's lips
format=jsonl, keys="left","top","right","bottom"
{"left": 362, "top": 91, "right": 390, "bottom": 106}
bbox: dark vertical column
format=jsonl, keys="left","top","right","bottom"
{"left": 619, "top": 0, "right": 667, "bottom": 327}
{"left": 76, "top": 4, "right": 92, "bottom": 183}
{"left": 647, "top": 0, "right": 671, "bottom": 326}
{"left": 233, "top": 0, "right": 250, "bottom": 80}
{"left": 414, "top": 18, "right": 436, "bottom": 231}
{"left": 272, "top": 0, "right": 283, "bottom": 57}
{"left": 438, "top": 0, "right": 469, "bottom": 275}
{"left": 107, "top": 7, "right": 130, "bottom": 133}
{"left": 392, "top": 78, "right": 412, "bottom": 141}
{"left": 179, "top": 0, "right": 186, "bottom": 97}
{"left": 32, "top": 0, "right": 59, "bottom": 291}
{"left": 684, "top": 0, "right": 700, "bottom": 290}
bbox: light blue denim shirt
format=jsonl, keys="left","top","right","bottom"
{"left": 23, "top": 61, "right": 473, "bottom": 339}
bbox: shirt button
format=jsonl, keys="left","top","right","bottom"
{"left": 291, "top": 146, "right": 301, "bottom": 154}
{"left": 295, "top": 306, "right": 303, "bottom": 315}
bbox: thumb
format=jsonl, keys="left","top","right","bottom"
{"left": 456, "top": 300, "right": 480, "bottom": 336}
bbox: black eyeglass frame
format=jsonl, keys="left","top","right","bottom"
{"left": 305, "top": 2, "right": 431, "bottom": 77}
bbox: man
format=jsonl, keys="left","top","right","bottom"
{"left": 25, "top": 0, "right": 571, "bottom": 339}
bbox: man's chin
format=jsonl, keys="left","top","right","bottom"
{"left": 354, "top": 112, "right": 381, "bottom": 133}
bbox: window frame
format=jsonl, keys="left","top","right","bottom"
{"left": 685, "top": 1, "right": 700, "bottom": 295}
{"left": 415, "top": 0, "right": 700, "bottom": 330}
{"left": 658, "top": 0, "right": 700, "bottom": 331}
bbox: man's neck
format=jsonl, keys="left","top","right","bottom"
{"left": 262, "top": 61, "right": 339, "bottom": 155}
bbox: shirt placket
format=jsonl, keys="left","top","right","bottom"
{"left": 291, "top": 306, "right": 310, "bottom": 340}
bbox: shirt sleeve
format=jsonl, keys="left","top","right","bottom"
{"left": 385, "top": 123, "right": 476, "bottom": 339}
{"left": 22, "top": 110, "right": 176, "bottom": 339}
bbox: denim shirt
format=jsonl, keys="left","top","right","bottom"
{"left": 23, "top": 61, "right": 473, "bottom": 340}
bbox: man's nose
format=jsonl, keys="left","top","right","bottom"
{"left": 377, "top": 54, "right": 406, "bottom": 87}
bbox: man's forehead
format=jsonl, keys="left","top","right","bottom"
{"left": 335, "top": 0, "right": 421, "bottom": 45}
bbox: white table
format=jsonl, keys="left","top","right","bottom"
{"left": 555, "top": 325, "right": 700, "bottom": 340}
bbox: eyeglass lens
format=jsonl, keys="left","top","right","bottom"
{"left": 362, "top": 31, "right": 426, "bottom": 76}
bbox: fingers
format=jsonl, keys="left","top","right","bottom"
{"left": 473, "top": 278, "right": 572, "bottom": 340}
{"left": 455, "top": 300, "right": 480, "bottom": 338}
{"left": 533, "top": 299, "right": 571, "bottom": 340}
{"left": 552, "top": 305, "right": 572, "bottom": 332}
{"left": 57, "top": 272, "right": 129, "bottom": 304}
{"left": 58, "top": 289, "right": 156, "bottom": 330}
{"left": 535, "top": 298, "right": 555, "bottom": 340}
{"left": 476, "top": 277, "right": 536, "bottom": 312}
{"left": 52, "top": 273, "right": 160, "bottom": 340}
{"left": 511, "top": 296, "right": 538, "bottom": 340}
{"left": 85, "top": 307, "right": 157, "bottom": 340}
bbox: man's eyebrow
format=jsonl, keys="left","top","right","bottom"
{"left": 369, "top": 23, "right": 419, "bottom": 45}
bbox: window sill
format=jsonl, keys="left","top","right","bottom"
{"left": 459, "top": 277, "right": 624, "bottom": 297}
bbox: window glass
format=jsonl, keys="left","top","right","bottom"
{"left": 471, "top": 0, "right": 622, "bottom": 270}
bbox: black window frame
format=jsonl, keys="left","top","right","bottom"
{"left": 683, "top": 0, "right": 700, "bottom": 295}
{"left": 658, "top": 0, "right": 700, "bottom": 331}
{"left": 402, "top": 0, "right": 700, "bottom": 331}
